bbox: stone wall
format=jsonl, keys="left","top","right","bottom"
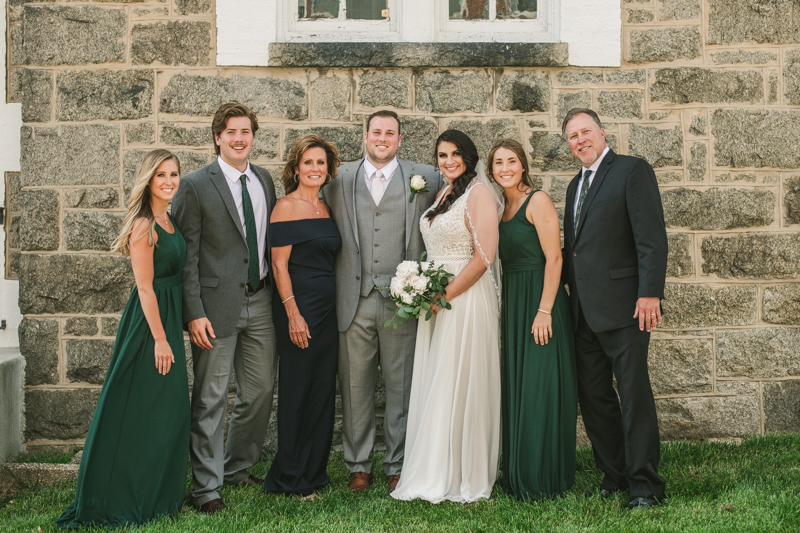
{"left": 6, "top": 0, "right": 800, "bottom": 450}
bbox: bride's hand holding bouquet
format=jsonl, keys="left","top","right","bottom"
{"left": 384, "top": 254, "right": 454, "bottom": 329}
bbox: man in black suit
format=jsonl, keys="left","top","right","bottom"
{"left": 561, "top": 108, "right": 668, "bottom": 509}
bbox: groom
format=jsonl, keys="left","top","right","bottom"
{"left": 323, "top": 110, "right": 441, "bottom": 492}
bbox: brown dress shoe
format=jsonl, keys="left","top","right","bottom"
{"left": 386, "top": 474, "right": 401, "bottom": 492}
{"left": 348, "top": 472, "right": 374, "bottom": 491}
{"left": 236, "top": 474, "right": 264, "bottom": 487}
{"left": 198, "top": 498, "right": 227, "bottom": 515}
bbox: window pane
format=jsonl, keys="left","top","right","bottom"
{"left": 450, "top": 0, "right": 489, "bottom": 20}
{"left": 346, "top": 0, "right": 388, "bottom": 19}
{"left": 299, "top": 0, "right": 339, "bottom": 19}
{"left": 496, "top": 0, "right": 537, "bottom": 19}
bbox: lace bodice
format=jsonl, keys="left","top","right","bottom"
{"left": 420, "top": 183, "right": 478, "bottom": 262}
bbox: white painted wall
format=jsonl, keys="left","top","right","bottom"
{"left": 0, "top": 1, "right": 24, "bottom": 348}
{"left": 217, "top": 0, "right": 621, "bottom": 67}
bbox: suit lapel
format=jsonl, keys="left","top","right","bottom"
{"left": 344, "top": 161, "right": 364, "bottom": 249}
{"left": 398, "top": 160, "right": 415, "bottom": 251}
{"left": 209, "top": 161, "right": 246, "bottom": 243}
{"left": 574, "top": 149, "right": 616, "bottom": 242}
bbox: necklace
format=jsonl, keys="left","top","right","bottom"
{"left": 297, "top": 195, "right": 321, "bottom": 216}
{"left": 155, "top": 214, "right": 171, "bottom": 226}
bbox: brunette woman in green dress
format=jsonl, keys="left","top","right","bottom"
{"left": 490, "top": 139, "right": 578, "bottom": 500}
{"left": 57, "top": 149, "right": 190, "bottom": 528}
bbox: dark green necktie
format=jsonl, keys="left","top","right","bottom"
{"left": 574, "top": 169, "right": 592, "bottom": 235}
{"left": 240, "top": 175, "right": 260, "bottom": 290}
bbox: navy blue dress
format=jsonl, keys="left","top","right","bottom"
{"left": 264, "top": 218, "right": 341, "bottom": 495}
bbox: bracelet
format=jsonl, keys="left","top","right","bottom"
{"left": 538, "top": 308, "right": 551, "bottom": 315}
{"left": 281, "top": 295, "right": 295, "bottom": 304}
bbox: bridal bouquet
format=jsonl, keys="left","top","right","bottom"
{"left": 384, "top": 254, "right": 454, "bottom": 329}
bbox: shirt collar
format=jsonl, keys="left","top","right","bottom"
{"left": 218, "top": 156, "right": 253, "bottom": 184}
{"left": 363, "top": 156, "right": 399, "bottom": 181}
{"left": 582, "top": 146, "right": 611, "bottom": 177}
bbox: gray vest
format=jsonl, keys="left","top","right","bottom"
{"left": 356, "top": 167, "right": 407, "bottom": 297}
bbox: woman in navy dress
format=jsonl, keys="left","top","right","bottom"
{"left": 263, "top": 135, "right": 342, "bottom": 497}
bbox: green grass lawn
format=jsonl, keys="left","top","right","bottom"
{"left": 2, "top": 434, "right": 799, "bottom": 532}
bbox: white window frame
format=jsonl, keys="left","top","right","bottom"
{"left": 216, "top": 0, "right": 621, "bottom": 67}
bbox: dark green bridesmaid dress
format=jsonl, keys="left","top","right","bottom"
{"left": 499, "top": 192, "right": 578, "bottom": 500}
{"left": 57, "top": 218, "right": 190, "bottom": 529}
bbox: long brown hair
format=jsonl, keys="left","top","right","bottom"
{"left": 425, "top": 130, "right": 479, "bottom": 222}
{"left": 487, "top": 138, "right": 534, "bottom": 192}
{"left": 282, "top": 135, "right": 341, "bottom": 195}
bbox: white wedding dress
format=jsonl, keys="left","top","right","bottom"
{"left": 391, "top": 180, "right": 502, "bottom": 504}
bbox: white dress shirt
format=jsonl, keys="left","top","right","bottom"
{"left": 573, "top": 146, "right": 611, "bottom": 220}
{"left": 218, "top": 156, "right": 269, "bottom": 279}
{"left": 363, "top": 156, "right": 400, "bottom": 195}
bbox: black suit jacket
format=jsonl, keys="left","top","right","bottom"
{"left": 562, "top": 149, "right": 668, "bottom": 333}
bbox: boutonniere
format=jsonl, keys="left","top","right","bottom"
{"left": 409, "top": 174, "right": 428, "bottom": 203}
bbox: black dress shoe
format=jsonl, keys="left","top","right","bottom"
{"left": 600, "top": 488, "right": 622, "bottom": 499}
{"left": 237, "top": 474, "right": 264, "bottom": 486}
{"left": 198, "top": 498, "right": 227, "bottom": 515}
{"left": 626, "top": 496, "right": 659, "bottom": 509}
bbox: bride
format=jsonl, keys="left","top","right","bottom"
{"left": 391, "top": 130, "right": 502, "bottom": 503}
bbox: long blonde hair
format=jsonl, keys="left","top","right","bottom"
{"left": 113, "top": 149, "right": 181, "bottom": 256}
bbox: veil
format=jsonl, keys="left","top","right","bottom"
{"left": 465, "top": 160, "right": 503, "bottom": 311}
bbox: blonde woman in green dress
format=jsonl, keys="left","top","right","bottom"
{"left": 57, "top": 150, "right": 190, "bottom": 528}
{"left": 489, "top": 138, "right": 578, "bottom": 500}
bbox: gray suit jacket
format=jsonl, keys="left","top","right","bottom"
{"left": 172, "top": 159, "right": 277, "bottom": 338}
{"left": 323, "top": 159, "right": 442, "bottom": 331}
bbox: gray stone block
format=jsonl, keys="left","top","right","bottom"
{"left": 785, "top": 176, "right": 800, "bottom": 225}
{"left": 784, "top": 49, "right": 800, "bottom": 105}
{"left": 64, "top": 211, "right": 124, "bottom": 251}
{"left": 763, "top": 381, "right": 800, "bottom": 433}
{"left": 19, "top": 189, "right": 59, "bottom": 251}
{"left": 666, "top": 233, "right": 693, "bottom": 278}
{"left": 627, "top": 9, "right": 653, "bottom": 23}
{"left": 701, "top": 233, "right": 800, "bottom": 279}
{"left": 397, "top": 117, "right": 438, "bottom": 165}
{"left": 269, "top": 42, "right": 568, "bottom": 68}
{"left": 9, "top": 24, "right": 23, "bottom": 65}
{"left": 0, "top": 463, "right": 79, "bottom": 491}
{"left": 656, "top": 395, "right": 760, "bottom": 440}
{"left": 548, "top": 176, "right": 570, "bottom": 203}
{"left": 688, "top": 142, "right": 706, "bottom": 181}
{"left": 101, "top": 317, "right": 119, "bottom": 337}
{"left": 662, "top": 283, "right": 757, "bottom": 328}
{"left": 6, "top": 172, "right": 21, "bottom": 212}
{"left": 605, "top": 70, "right": 646, "bottom": 85}
{"left": 56, "top": 69, "right": 153, "bottom": 121}
{"left": 763, "top": 284, "right": 800, "bottom": 325}
{"left": 712, "top": 109, "right": 800, "bottom": 169}
{"left": 496, "top": 70, "right": 550, "bottom": 113}
{"left": 312, "top": 74, "right": 350, "bottom": 120}
{"left": 628, "top": 27, "right": 701, "bottom": 64}
{"left": 717, "top": 328, "right": 800, "bottom": 379}
{"left": 707, "top": 0, "right": 800, "bottom": 45}
{"left": 416, "top": 70, "right": 492, "bottom": 114}
{"left": 125, "top": 123, "right": 154, "bottom": 145}
{"left": 598, "top": 90, "right": 642, "bottom": 119}
{"left": 556, "top": 91, "right": 591, "bottom": 120}
{"left": 714, "top": 172, "right": 757, "bottom": 184}
{"left": 174, "top": 150, "right": 214, "bottom": 175}
{"left": 64, "top": 188, "right": 120, "bottom": 209}
{"left": 22, "top": 6, "right": 126, "bottom": 66}
{"left": 529, "top": 132, "right": 580, "bottom": 172}
{"left": 0, "top": 349, "right": 24, "bottom": 462}
{"left": 357, "top": 70, "right": 411, "bottom": 109}
{"left": 446, "top": 118, "right": 521, "bottom": 161}
{"left": 175, "top": 0, "right": 213, "bottom": 14}
{"left": 65, "top": 317, "right": 98, "bottom": 336}
{"left": 650, "top": 68, "right": 763, "bottom": 104}
{"left": 556, "top": 70, "right": 603, "bottom": 86}
{"left": 160, "top": 124, "right": 209, "bottom": 147}
{"left": 628, "top": 124, "right": 683, "bottom": 168}
{"left": 7, "top": 215, "right": 21, "bottom": 251}
{"left": 769, "top": 70, "right": 779, "bottom": 104}
{"left": 25, "top": 389, "right": 101, "bottom": 441}
{"left": 19, "top": 69, "right": 52, "bottom": 122}
{"left": 285, "top": 125, "right": 364, "bottom": 162}
{"left": 649, "top": 338, "right": 712, "bottom": 395}
{"left": 689, "top": 115, "right": 706, "bottom": 136}
{"left": 131, "top": 21, "right": 212, "bottom": 66}
{"left": 19, "top": 254, "right": 133, "bottom": 315}
{"left": 21, "top": 125, "right": 120, "bottom": 187}
{"left": 19, "top": 318, "right": 59, "bottom": 386}
{"left": 662, "top": 187, "right": 775, "bottom": 230}
{"left": 658, "top": 0, "right": 700, "bottom": 20}
{"left": 711, "top": 50, "right": 777, "bottom": 65}
{"left": 67, "top": 339, "right": 114, "bottom": 384}
{"left": 251, "top": 127, "right": 280, "bottom": 160}
{"left": 160, "top": 74, "right": 308, "bottom": 120}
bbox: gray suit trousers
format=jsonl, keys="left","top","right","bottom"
{"left": 339, "top": 289, "right": 417, "bottom": 476}
{"left": 189, "top": 288, "right": 277, "bottom": 506}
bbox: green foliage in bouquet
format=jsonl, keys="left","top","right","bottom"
{"left": 384, "top": 253, "right": 454, "bottom": 329}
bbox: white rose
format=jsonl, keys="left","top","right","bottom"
{"left": 396, "top": 261, "right": 419, "bottom": 279}
{"left": 411, "top": 275, "right": 429, "bottom": 292}
{"left": 400, "top": 292, "right": 413, "bottom": 304}
{"left": 390, "top": 278, "right": 405, "bottom": 297}
{"left": 410, "top": 175, "right": 426, "bottom": 190}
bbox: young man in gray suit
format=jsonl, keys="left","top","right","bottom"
{"left": 561, "top": 108, "right": 668, "bottom": 509}
{"left": 172, "top": 102, "right": 278, "bottom": 514}
{"left": 322, "top": 110, "right": 441, "bottom": 492}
